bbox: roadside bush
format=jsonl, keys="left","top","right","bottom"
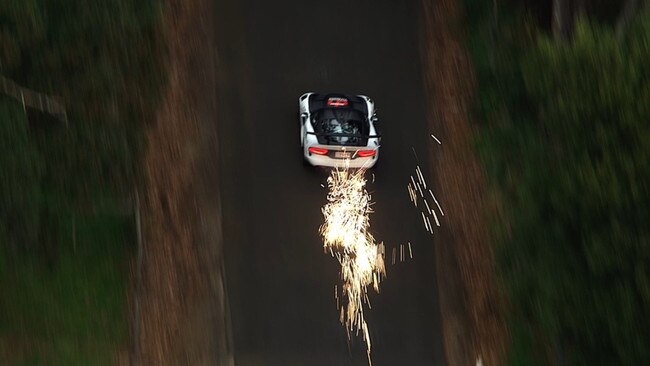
{"left": 0, "top": 0, "right": 164, "bottom": 362}
{"left": 470, "top": 4, "right": 650, "bottom": 364}
{"left": 0, "top": 0, "right": 164, "bottom": 248}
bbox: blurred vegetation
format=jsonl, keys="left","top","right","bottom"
{"left": 465, "top": 0, "right": 650, "bottom": 364}
{"left": 0, "top": 99, "right": 43, "bottom": 252}
{"left": 0, "top": 0, "right": 164, "bottom": 210}
{"left": 0, "top": 215, "right": 132, "bottom": 365}
{"left": 0, "top": 0, "right": 164, "bottom": 362}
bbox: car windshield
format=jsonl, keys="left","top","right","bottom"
{"left": 312, "top": 108, "right": 369, "bottom": 146}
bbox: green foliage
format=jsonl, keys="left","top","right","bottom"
{"left": 0, "top": 98, "right": 43, "bottom": 250}
{"left": 1, "top": 0, "right": 164, "bottom": 206}
{"left": 0, "top": 215, "right": 133, "bottom": 365}
{"left": 0, "top": 0, "right": 163, "bottom": 361}
{"left": 0, "top": 0, "right": 163, "bottom": 245}
{"left": 506, "top": 321, "right": 546, "bottom": 366}
{"left": 469, "top": 3, "right": 650, "bottom": 364}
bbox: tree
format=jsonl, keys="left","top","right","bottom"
{"left": 0, "top": 0, "right": 164, "bottom": 255}
{"left": 1, "top": 0, "right": 164, "bottom": 206}
{"left": 500, "top": 16, "right": 650, "bottom": 365}
{"left": 552, "top": 0, "right": 572, "bottom": 40}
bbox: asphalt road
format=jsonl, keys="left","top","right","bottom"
{"left": 214, "top": 1, "right": 445, "bottom": 364}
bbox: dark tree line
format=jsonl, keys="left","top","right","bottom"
{"left": 493, "top": 0, "right": 645, "bottom": 38}
{"left": 465, "top": 0, "right": 650, "bottom": 364}
{"left": 0, "top": 0, "right": 163, "bottom": 254}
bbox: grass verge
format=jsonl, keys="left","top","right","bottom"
{"left": 0, "top": 214, "right": 133, "bottom": 365}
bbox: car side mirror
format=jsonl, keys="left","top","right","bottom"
{"left": 301, "top": 113, "right": 308, "bottom": 123}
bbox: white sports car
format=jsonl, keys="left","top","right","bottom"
{"left": 299, "top": 92, "right": 381, "bottom": 168}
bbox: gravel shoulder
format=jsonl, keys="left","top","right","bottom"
{"left": 419, "top": 0, "right": 507, "bottom": 364}
{"left": 135, "top": 0, "right": 232, "bottom": 364}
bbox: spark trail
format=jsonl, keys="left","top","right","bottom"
{"left": 320, "top": 165, "right": 385, "bottom": 365}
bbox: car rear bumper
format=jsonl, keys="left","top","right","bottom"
{"left": 305, "top": 150, "right": 378, "bottom": 168}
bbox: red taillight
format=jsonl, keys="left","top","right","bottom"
{"left": 308, "top": 147, "right": 328, "bottom": 155}
{"left": 357, "top": 150, "right": 376, "bottom": 157}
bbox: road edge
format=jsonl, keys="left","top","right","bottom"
{"left": 419, "top": 0, "right": 508, "bottom": 365}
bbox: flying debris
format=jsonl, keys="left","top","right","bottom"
{"left": 407, "top": 184, "right": 417, "bottom": 204}
{"left": 430, "top": 134, "right": 442, "bottom": 145}
{"left": 423, "top": 198, "right": 432, "bottom": 215}
{"left": 335, "top": 285, "right": 339, "bottom": 310}
{"left": 411, "top": 146, "right": 418, "bottom": 160}
{"left": 320, "top": 162, "right": 385, "bottom": 365}
{"left": 406, "top": 148, "right": 445, "bottom": 235}
{"left": 416, "top": 165, "right": 426, "bottom": 189}
{"left": 426, "top": 216, "right": 434, "bottom": 233}
{"left": 430, "top": 207, "right": 441, "bottom": 227}
{"left": 416, "top": 181, "right": 424, "bottom": 197}
{"left": 429, "top": 189, "right": 445, "bottom": 217}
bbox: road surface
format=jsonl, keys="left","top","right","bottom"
{"left": 215, "top": 0, "right": 445, "bottom": 364}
